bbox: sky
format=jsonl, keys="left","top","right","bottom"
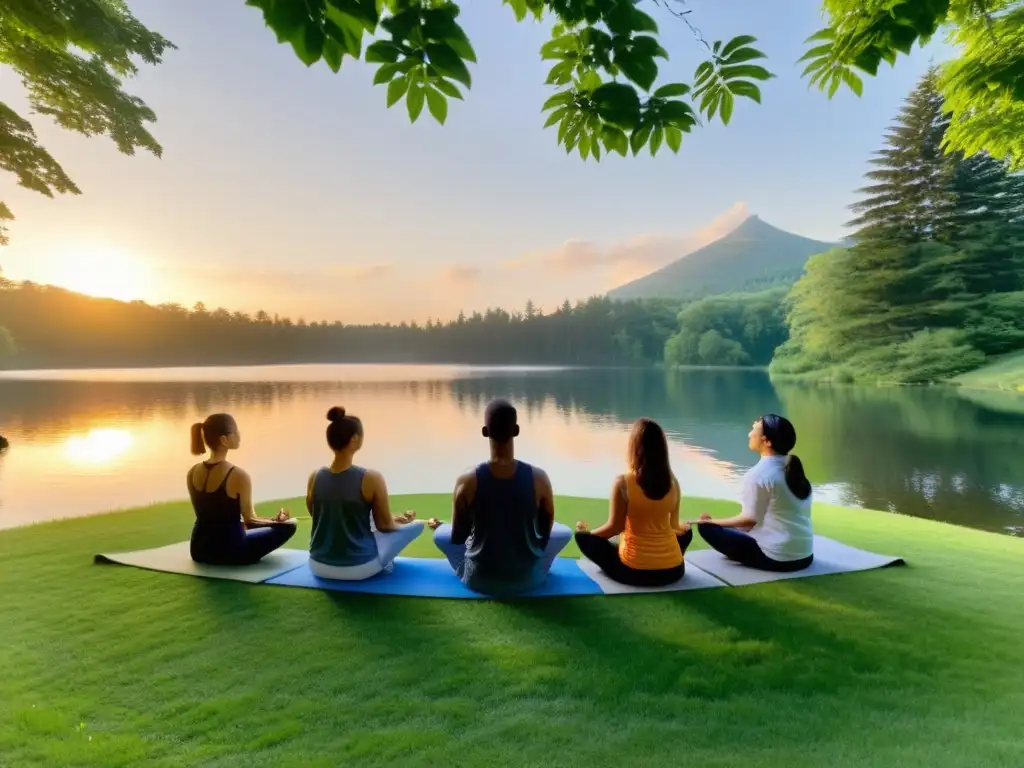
{"left": 0, "top": 1, "right": 948, "bottom": 323}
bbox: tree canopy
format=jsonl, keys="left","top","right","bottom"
{"left": 0, "top": 0, "right": 174, "bottom": 244}
{"left": 772, "top": 71, "right": 1024, "bottom": 384}
{"left": 250, "top": 0, "right": 1024, "bottom": 168}
{"left": 3, "top": 1, "right": 1021, "bottom": 246}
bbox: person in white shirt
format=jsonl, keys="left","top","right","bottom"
{"left": 693, "top": 414, "right": 814, "bottom": 572}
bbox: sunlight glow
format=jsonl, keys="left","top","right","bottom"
{"left": 64, "top": 429, "right": 134, "bottom": 465}
{"left": 49, "top": 245, "right": 154, "bottom": 302}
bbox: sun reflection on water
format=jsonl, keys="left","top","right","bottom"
{"left": 64, "top": 429, "right": 134, "bottom": 465}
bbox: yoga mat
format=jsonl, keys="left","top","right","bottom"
{"left": 264, "top": 556, "right": 605, "bottom": 599}
{"left": 94, "top": 541, "right": 308, "bottom": 584}
{"left": 686, "top": 535, "right": 905, "bottom": 587}
{"left": 576, "top": 559, "right": 727, "bottom": 594}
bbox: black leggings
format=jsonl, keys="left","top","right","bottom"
{"left": 697, "top": 523, "right": 813, "bottom": 572}
{"left": 575, "top": 529, "right": 693, "bottom": 587}
{"left": 191, "top": 523, "right": 297, "bottom": 566}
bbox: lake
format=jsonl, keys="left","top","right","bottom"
{"left": 0, "top": 364, "right": 1021, "bottom": 535}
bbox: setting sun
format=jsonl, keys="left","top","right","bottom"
{"left": 63, "top": 428, "right": 134, "bottom": 466}
{"left": 50, "top": 245, "right": 154, "bottom": 302}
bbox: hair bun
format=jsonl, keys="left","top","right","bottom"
{"left": 326, "top": 406, "right": 346, "bottom": 422}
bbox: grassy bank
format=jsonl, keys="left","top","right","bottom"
{"left": 2, "top": 495, "right": 1023, "bottom": 767}
{"left": 954, "top": 350, "right": 1024, "bottom": 392}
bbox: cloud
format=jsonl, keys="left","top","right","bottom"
{"left": 330, "top": 264, "right": 393, "bottom": 281}
{"left": 440, "top": 264, "right": 483, "bottom": 284}
{"left": 508, "top": 201, "right": 751, "bottom": 288}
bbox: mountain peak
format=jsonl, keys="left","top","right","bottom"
{"left": 608, "top": 216, "right": 838, "bottom": 302}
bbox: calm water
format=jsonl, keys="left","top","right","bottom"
{"left": 0, "top": 365, "right": 1021, "bottom": 535}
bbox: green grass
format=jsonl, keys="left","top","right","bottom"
{"left": 2, "top": 495, "right": 1023, "bottom": 768}
{"left": 954, "top": 350, "right": 1024, "bottom": 392}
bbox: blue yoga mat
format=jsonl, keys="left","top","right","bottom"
{"left": 264, "top": 556, "right": 604, "bottom": 599}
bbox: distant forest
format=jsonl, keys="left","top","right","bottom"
{"left": 0, "top": 279, "right": 679, "bottom": 368}
{"left": 0, "top": 273, "right": 790, "bottom": 371}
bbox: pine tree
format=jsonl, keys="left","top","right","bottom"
{"left": 776, "top": 69, "right": 1024, "bottom": 383}
{"left": 847, "top": 69, "right": 953, "bottom": 246}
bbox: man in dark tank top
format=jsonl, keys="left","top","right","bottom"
{"left": 429, "top": 399, "right": 572, "bottom": 595}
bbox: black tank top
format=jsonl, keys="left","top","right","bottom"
{"left": 188, "top": 462, "right": 244, "bottom": 545}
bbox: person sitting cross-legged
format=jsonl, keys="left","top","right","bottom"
{"left": 575, "top": 417, "right": 692, "bottom": 587}
{"left": 426, "top": 398, "right": 572, "bottom": 596}
{"left": 306, "top": 406, "right": 424, "bottom": 580}
{"left": 694, "top": 413, "right": 814, "bottom": 573}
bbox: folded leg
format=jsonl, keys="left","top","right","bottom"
{"left": 373, "top": 520, "right": 425, "bottom": 567}
{"left": 432, "top": 524, "right": 467, "bottom": 575}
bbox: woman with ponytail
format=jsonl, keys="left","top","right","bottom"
{"left": 305, "top": 406, "right": 424, "bottom": 580}
{"left": 694, "top": 414, "right": 814, "bottom": 572}
{"left": 187, "top": 413, "right": 297, "bottom": 565}
{"left": 575, "top": 418, "right": 692, "bottom": 587}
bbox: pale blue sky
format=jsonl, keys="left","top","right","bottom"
{"left": 1, "top": 0, "right": 946, "bottom": 322}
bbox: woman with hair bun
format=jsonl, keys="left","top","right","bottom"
{"left": 187, "top": 413, "right": 297, "bottom": 565}
{"left": 694, "top": 413, "right": 814, "bottom": 572}
{"left": 305, "top": 406, "right": 424, "bottom": 580}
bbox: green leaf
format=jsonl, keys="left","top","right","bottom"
{"left": 407, "top": 82, "right": 425, "bottom": 122}
{"left": 263, "top": 0, "right": 311, "bottom": 42}
{"left": 828, "top": 72, "right": 841, "bottom": 98}
{"left": 629, "top": 123, "right": 652, "bottom": 155}
{"left": 722, "top": 47, "right": 768, "bottom": 66}
{"left": 665, "top": 126, "right": 683, "bottom": 153}
{"left": 615, "top": 52, "right": 658, "bottom": 91}
{"left": 728, "top": 80, "right": 761, "bottom": 103}
{"left": 366, "top": 40, "right": 401, "bottom": 63}
{"left": 631, "top": 7, "right": 659, "bottom": 34}
{"left": 720, "top": 89, "right": 734, "bottom": 124}
{"left": 841, "top": 68, "right": 864, "bottom": 97}
{"left": 601, "top": 126, "right": 629, "bottom": 156}
{"left": 653, "top": 83, "right": 691, "bottom": 98}
{"left": 660, "top": 100, "right": 696, "bottom": 123}
{"left": 720, "top": 64, "right": 773, "bottom": 81}
{"left": 719, "top": 35, "right": 758, "bottom": 60}
{"left": 323, "top": 37, "right": 344, "bottom": 73}
{"left": 649, "top": 125, "right": 664, "bottom": 156}
{"left": 797, "top": 43, "right": 834, "bottom": 64}
{"left": 694, "top": 61, "right": 715, "bottom": 87}
{"left": 328, "top": 0, "right": 378, "bottom": 33}
{"left": 578, "top": 132, "right": 591, "bottom": 160}
{"left": 804, "top": 27, "right": 835, "bottom": 43}
{"left": 425, "top": 43, "right": 472, "bottom": 88}
{"left": 425, "top": 86, "right": 448, "bottom": 124}
{"left": 291, "top": 23, "right": 325, "bottom": 66}
{"left": 542, "top": 90, "right": 574, "bottom": 110}
{"left": 591, "top": 82, "right": 642, "bottom": 128}
{"left": 386, "top": 75, "right": 409, "bottom": 107}
{"left": 373, "top": 62, "right": 400, "bottom": 85}
{"left": 432, "top": 78, "right": 464, "bottom": 100}
{"left": 546, "top": 61, "right": 574, "bottom": 86}
{"left": 544, "top": 106, "right": 569, "bottom": 128}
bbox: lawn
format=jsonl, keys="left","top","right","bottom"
{"left": 1, "top": 494, "right": 1022, "bottom": 767}
{"left": 954, "top": 350, "right": 1024, "bottom": 392}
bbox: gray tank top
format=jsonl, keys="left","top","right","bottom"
{"left": 308, "top": 467, "right": 378, "bottom": 567}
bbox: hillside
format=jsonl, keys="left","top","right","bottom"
{"left": 608, "top": 215, "right": 842, "bottom": 301}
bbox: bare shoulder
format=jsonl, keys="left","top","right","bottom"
{"left": 532, "top": 465, "right": 553, "bottom": 491}
{"left": 454, "top": 469, "right": 476, "bottom": 490}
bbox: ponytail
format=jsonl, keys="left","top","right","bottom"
{"left": 784, "top": 454, "right": 811, "bottom": 500}
{"left": 190, "top": 413, "right": 236, "bottom": 456}
{"left": 189, "top": 422, "right": 205, "bottom": 456}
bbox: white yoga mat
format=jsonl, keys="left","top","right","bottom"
{"left": 94, "top": 541, "right": 308, "bottom": 584}
{"left": 576, "top": 559, "right": 727, "bottom": 594}
{"left": 686, "top": 535, "right": 905, "bottom": 587}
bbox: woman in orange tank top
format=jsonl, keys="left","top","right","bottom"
{"left": 575, "top": 418, "right": 693, "bottom": 587}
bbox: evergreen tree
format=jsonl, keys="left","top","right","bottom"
{"left": 775, "top": 71, "right": 1024, "bottom": 384}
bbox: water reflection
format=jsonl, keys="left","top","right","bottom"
{"left": 65, "top": 429, "right": 134, "bottom": 466}
{"left": 0, "top": 366, "right": 1021, "bottom": 535}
